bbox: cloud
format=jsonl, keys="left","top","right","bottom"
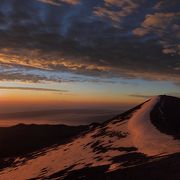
{"left": 0, "top": 64, "right": 63, "bottom": 83}
{"left": 129, "top": 94, "right": 154, "bottom": 99}
{"left": 0, "top": 0, "right": 179, "bottom": 85}
{"left": 133, "top": 12, "right": 180, "bottom": 55}
{"left": 0, "top": 86, "right": 68, "bottom": 93}
{"left": 94, "top": 0, "right": 141, "bottom": 23}
{"left": 37, "top": 0, "right": 80, "bottom": 6}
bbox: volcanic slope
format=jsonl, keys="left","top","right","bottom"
{"left": 0, "top": 95, "right": 180, "bottom": 180}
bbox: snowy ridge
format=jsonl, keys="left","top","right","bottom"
{"left": 0, "top": 96, "right": 179, "bottom": 180}
{"left": 128, "top": 96, "right": 180, "bottom": 156}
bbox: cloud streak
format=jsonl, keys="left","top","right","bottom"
{"left": 0, "top": 86, "right": 68, "bottom": 93}
{"left": 129, "top": 94, "right": 154, "bottom": 99}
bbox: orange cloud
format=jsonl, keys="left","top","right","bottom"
{"left": 94, "top": 0, "right": 139, "bottom": 23}
{"left": 0, "top": 49, "right": 110, "bottom": 74}
{"left": 0, "top": 47, "right": 180, "bottom": 85}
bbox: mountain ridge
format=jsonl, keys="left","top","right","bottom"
{"left": 0, "top": 95, "right": 179, "bottom": 180}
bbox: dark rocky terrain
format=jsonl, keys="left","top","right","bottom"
{"left": 0, "top": 124, "right": 89, "bottom": 170}
{"left": 151, "top": 95, "right": 180, "bottom": 139}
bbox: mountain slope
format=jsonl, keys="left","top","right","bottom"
{"left": 0, "top": 124, "right": 89, "bottom": 158}
{"left": 0, "top": 95, "right": 179, "bottom": 180}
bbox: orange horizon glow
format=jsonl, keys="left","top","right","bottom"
{"left": 0, "top": 87, "right": 144, "bottom": 113}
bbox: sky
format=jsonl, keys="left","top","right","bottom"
{"left": 0, "top": 0, "right": 179, "bottom": 114}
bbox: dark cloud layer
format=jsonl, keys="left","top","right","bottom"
{"left": 0, "top": 0, "right": 179, "bottom": 83}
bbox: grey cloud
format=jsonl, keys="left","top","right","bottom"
{"left": 133, "top": 11, "right": 180, "bottom": 55}
{"left": 0, "top": 0, "right": 179, "bottom": 84}
{"left": 129, "top": 94, "right": 154, "bottom": 99}
{"left": 0, "top": 86, "right": 68, "bottom": 92}
{"left": 37, "top": 0, "right": 80, "bottom": 6}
